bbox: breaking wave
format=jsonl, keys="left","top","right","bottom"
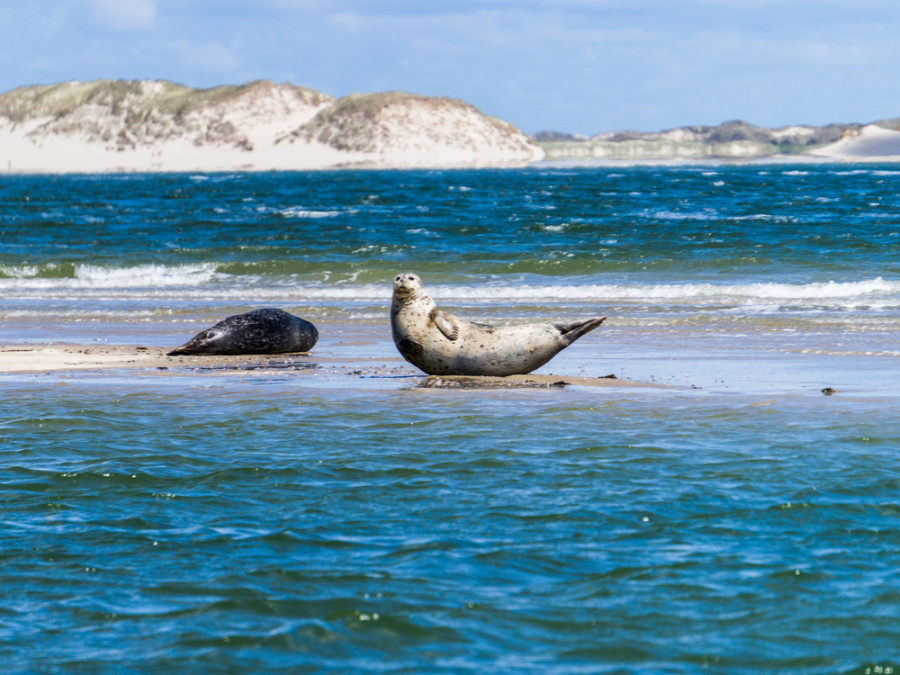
{"left": 1, "top": 263, "right": 897, "bottom": 311}
{"left": 0, "top": 263, "right": 220, "bottom": 288}
{"left": 417, "top": 277, "right": 900, "bottom": 311}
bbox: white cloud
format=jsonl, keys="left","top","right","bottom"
{"left": 90, "top": 0, "right": 157, "bottom": 31}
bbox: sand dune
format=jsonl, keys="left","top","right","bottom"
{"left": 812, "top": 124, "right": 900, "bottom": 160}
{"left": 0, "top": 80, "right": 544, "bottom": 172}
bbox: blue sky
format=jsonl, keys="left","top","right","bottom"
{"left": 2, "top": 0, "right": 900, "bottom": 134}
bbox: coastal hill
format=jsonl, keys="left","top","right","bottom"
{"left": 3, "top": 78, "right": 900, "bottom": 171}
{"left": 0, "top": 79, "right": 544, "bottom": 172}
{"left": 534, "top": 118, "right": 900, "bottom": 161}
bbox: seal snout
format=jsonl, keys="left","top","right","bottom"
{"left": 393, "top": 272, "right": 422, "bottom": 297}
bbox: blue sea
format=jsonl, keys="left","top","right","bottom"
{"left": 1, "top": 164, "right": 899, "bottom": 673}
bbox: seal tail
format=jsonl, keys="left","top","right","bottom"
{"left": 555, "top": 316, "right": 606, "bottom": 346}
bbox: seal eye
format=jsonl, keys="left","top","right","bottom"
{"left": 407, "top": 275, "right": 415, "bottom": 281}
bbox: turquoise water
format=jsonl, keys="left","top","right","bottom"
{"left": 1, "top": 165, "right": 899, "bottom": 672}
{"left": 3, "top": 380, "right": 899, "bottom": 673}
{"left": 1, "top": 166, "right": 898, "bottom": 354}
{"left": 3, "top": 166, "right": 900, "bottom": 289}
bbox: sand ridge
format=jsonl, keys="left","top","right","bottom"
{"left": 0, "top": 343, "right": 658, "bottom": 389}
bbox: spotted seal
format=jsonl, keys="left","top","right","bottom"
{"left": 168, "top": 308, "right": 318, "bottom": 356}
{"left": 390, "top": 272, "right": 606, "bottom": 376}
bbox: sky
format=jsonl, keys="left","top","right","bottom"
{"left": 2, "top": 0, "right": 900, "bottom": 135}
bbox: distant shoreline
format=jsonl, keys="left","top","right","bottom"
{"left": 4, "top": 154, "right": 900, "bottom": 176}
{"left": 4, "top": 79, "right": 899, "bottom": 173}
{"left": 535, "top": 124, "right": 900, "bottom": 164}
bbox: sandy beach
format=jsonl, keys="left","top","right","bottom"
{"left": 3, "top": 79, "right": 900, "bottom": 174}
{"left": 3, "top": 339, "right": 892, "bottom": 399}
{"left": 811, "top": 124, "right": 900, "bottom": 161}
{"left": 0, "top": 343, "right": 309, "bottom": 373}
{"left": 0, "top": 81, "right": 544, "bottom": 173}
{"left": 0, "top": 342, "right": 663, "bottom": 390}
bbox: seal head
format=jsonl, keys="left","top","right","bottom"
{"left": 390, "top": 272, "right": 606, "bottom": 376}
{"left": 169, "top": 308, "right": 319, "bottom": 356}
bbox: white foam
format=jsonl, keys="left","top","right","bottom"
{"left": 420, "top": 277, "right": 900, "bottom": 308}
{"left": 1, "top": 269, "right": 897, "bottom": 313}
{"left": 643, "top": 209, "right": 718, "bottom": 221}
{"left": 0, "top": 263, "right": 219, "bottom": 289}
{"left": 0, "top": 265, "right": 43, "bottom": 278}
{"left": 279, "top": 207, "right": 342, "bottom": 219}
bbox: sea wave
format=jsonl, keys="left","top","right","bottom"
{"left": 278, "top": 207, "right": 344, "bottom": 219}
{"left": 0, "top": 263, "right": 220, "bottom": 288}
{"left": 423, "top": 277, "right": 900, "bottom": 311}
{"left": 0, "top": 264, "right": 897, "bottom": 311}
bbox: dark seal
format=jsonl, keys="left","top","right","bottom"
{"left": 168, "top": 308, "right": 319, "bottom": 356}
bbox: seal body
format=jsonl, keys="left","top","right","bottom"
{"left": 390, "top": 273, "right": 606, "bottom": 376}
{"left": 168, "top": 308, "right": 318, "bottom": 356}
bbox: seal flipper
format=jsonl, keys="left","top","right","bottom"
{"left": 431, "top": 309, "right": 460, "bottom": 341}
{"left": 555, "top": 316, "right": 607, "bottom": 346}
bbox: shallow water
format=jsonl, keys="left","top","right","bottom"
{"left": 2, "top": 376, "right": 899, "bottom": 673}
{"left": 1, "top": 165, "right": 899, "bottom": 672}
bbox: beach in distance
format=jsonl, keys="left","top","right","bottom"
{"left": 2, "top": 166, "right": 899, "bottom": 673}
{"left": 4, "top": 79, "right": 900, "bottom": 174}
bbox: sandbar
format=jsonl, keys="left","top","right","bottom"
{"left": 0, "top": 343, "right": 659, "bottom": 389}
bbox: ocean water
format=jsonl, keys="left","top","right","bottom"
{"left": 1, "top": 165, "right": 899, "bottom": 673}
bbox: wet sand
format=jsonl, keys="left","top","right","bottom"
{"left": 0, "top": 344, "right": 314, "bottom": 374}
{"left": 2, "top": 323, "right": 893, "bottom": 398}
{"left": 0, "top": 343, "right": 662, "bottom": 389}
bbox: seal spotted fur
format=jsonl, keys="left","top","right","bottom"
{"left": 390, "top": 272, "right": 606, "bottom": 376}
{"left": 168, "top": 308, "right": 318, "bottom": 356}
